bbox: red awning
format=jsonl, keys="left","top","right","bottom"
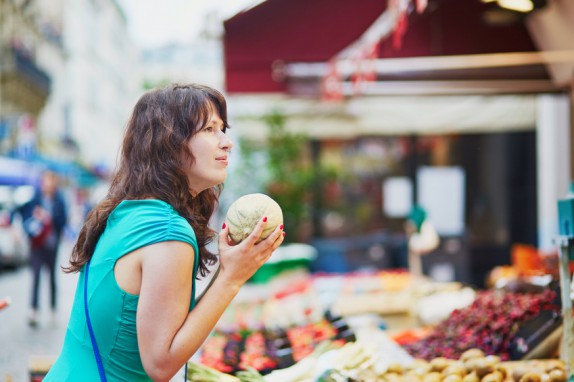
{"left": 224, "top": 0, "right": 388, "bottom": 93}
{"left": 223, "top": 0, "right": 547, "bottom": 94}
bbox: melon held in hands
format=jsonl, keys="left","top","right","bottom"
{"left": 225, "top": 193, "right": 283, "bottom": 244}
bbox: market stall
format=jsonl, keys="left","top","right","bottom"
{"left": 189, "top": 247, "right": 568, "bottom": 381}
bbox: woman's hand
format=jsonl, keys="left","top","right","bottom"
{"left": 137, "top": 218, "right": 283, "bottom": 380}
{"left": 217, "top": 217, "right": 284, "bottom": 287}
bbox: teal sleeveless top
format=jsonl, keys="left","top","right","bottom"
{"left": 44, "top": 199, "right": 199, "bottom": 381}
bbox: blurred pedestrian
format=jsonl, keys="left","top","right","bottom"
{"left": 44, "top": 84, "right": 284, "bottom": 381}
{"left": 15, "top": 170, "right": 67, "bottom": 326}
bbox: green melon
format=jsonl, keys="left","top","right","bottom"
{"left": 225, "top": 193, "right": 283, "bottom": 244}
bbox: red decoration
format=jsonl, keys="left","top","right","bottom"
{"left": 350, "top": 42, "right": 380, "bottom": 94}
{"left": 416, "top": 0, "right": 428, "bottom": 13}
{"left": 393, "top": 10, "right": 408, "bottom": 50}
{"left": 321, "top": 59, "right": 344, "bottom": 101}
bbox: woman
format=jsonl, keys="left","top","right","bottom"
{"left": 44, "top": 84, "right": 285, "bottom": 381}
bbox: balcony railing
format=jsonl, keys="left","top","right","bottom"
{"left": 0, "top": 44, "right": 51, "bottom": 114}
{"left": 1, "top": 45, "right": 51, "bottom": 95}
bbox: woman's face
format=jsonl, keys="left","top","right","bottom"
{"left": 185, "top": 109, "right": 233, "bottom": 195}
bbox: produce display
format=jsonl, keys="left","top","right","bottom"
{"left": 312, "top": 270, "right": 415, "bottom": 316}
{"left": 215, "top": 278, "right": 325, "bottom": 332}
{"left": 192, "top": 249, "right": 566, "bottom": 382}
{"left": 314, "top": 347, "right": 568, "bottom": 382}
{"left": 189, "top": 341, "right": 343, "bottom": 382}
{"left": 225, "top": 193, "right": 283, "bottom": 244}
{"left": 193, "top": 339, "right": 568, "bottom": 382}
{"left": 200, "top": 330, "right": 280, "bottom": 373}
{"left": 402, "top": 289, "right": 560, "bottom": 361}
{"left": 192, "top": 284, "right": 566, "bottom": 381}
{"left": 200, "top": 314, "right": 355, "bottom": 374}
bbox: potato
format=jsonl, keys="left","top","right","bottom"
{"left": 463, "top": 372, "right": 480, "bottom": 382}
{"left": 483, "top": 355, "right": 501, "bottom": 365}
{"left": 481, "top": 372, "right": 503, "bottom": 382}
{"left": 443, "top": 364, "right": 468, "bottom": 378}
{"left": 387, "top": 363, "right": 404, "bottom": 374}
{"left": 408, "top": 360, "right": 431, "bottom": 375}
{"left": 520, "top": 372, "right": 542, "bottom": 382}
{"left": 410, "top": 367, "right": 432, "bottom": 377}
{"left": 475, "top": 360, "right": 495, "bottom": 379}
{"left": 548, "top": 369, "right": 567, "bottom": 382}
{"left": 545, "top": 361, "right": 565, "bottom": 373}
{"left": 444, "top": 375, "right": 463, "bottom": 382}
{"left": 460, "top": 349, "right": 486, "bottom": 362}
{"left": 464, "top": 358, "right": 481, "bottom": 374}
{"left": 403, "top": 374, "right": 423, "bottom": 382}
{"left": 385, "top": 372, "right": 403, "bottom": 382}
{"left": 512, "top": 367, "right": 528, "bottom": 382}
{"left": 431, "top": 357, "right": 451, "bottom": 372}
{"left": 423, "top": 372, "right": 443, "bottom": 382}
{"left": 495, "top": 365, "right": 507, "bottom": 380}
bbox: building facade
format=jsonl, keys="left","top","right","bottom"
{"left": 1, "top": 0, "right": 140, "bottom": 179}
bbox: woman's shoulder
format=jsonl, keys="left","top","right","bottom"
{"left": 112, "top": 199, "right": 177, "bottom": 218}
{"left": 108, "top": 199, "right": 178, "bottom": 230}
{"left": 110, "top": 199, "right": 196, "bottom": 243}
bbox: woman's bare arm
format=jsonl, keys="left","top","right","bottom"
{"left": 136, "top": 217, "right": 284, "bottom": 382}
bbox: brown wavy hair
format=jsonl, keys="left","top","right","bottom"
{"left": 64, "top": 84, "right": 229, "bottom": 277}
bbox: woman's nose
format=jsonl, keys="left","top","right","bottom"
{"left": 219, "top": 131, "right": 233, "bottom": 150}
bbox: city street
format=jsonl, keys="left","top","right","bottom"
{"left": 0, "top": 238, "right": 204, "bottom": 382}
{"left": 0, "top": 240, "right": 76, "bottom": 382}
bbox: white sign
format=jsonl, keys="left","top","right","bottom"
{"left": 383, "top": 176, "right": 413, "bottom": 217}
{"left": 417, "top": 166, "right": 465, "bottom": 236}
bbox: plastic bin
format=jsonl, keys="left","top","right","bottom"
{"left": 249, "top": 243, "right": 316, "bottom": 283}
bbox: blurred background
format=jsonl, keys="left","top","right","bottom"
{"left": 1, "top": 0, "right": 573, "bottom": 380}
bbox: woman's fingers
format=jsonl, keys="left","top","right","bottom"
{"left": 271, "top": 229, "right": 285, "bottom": 250}
{"left": 261, "top": 224, "right": 283, "bottom": 247}
{"left": 257, "top": 224, "right": 284, "bottom": 260}
{"left": 242, "top": 216, "right": 266, "bottom": 247}
{"left": 218, "top": 222, "right": 232, "bottom": 247}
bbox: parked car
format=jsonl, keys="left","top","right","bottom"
{"left": 0, "top": 210, "right": 29, "bottom": 269}
{"left": 0, "top": 186, "right": 33, "bottom": 270}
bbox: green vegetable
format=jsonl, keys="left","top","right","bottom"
{"left": 186, "top": 361, "right": 240, "bottom": 382}
{"left": 236, "top": 367, "right": 266, "bottom": 382}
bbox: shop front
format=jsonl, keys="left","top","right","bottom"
{"left": 186, "top": 1, "right": 574, "bottom": 380}
{"left": 223, "top": 0, "right": 573, "bottom": 286}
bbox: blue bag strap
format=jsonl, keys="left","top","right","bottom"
{"left": 84, "top": 259, "right": 189, "bottom": 382}
{"left": 84, "top": 259, "right": 108, "bottom": 382}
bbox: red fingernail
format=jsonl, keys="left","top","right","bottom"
{"left": 222, "top": 222, "right": 226, "bottom": 229}
{"left": 263, "top": 217, "right": 268, "bottom": 222}
{"left": 280, "top": 224, "right": 284, "bottom": 230}
{"left": 282, "top": 232, "right": 286, "bottom": 237}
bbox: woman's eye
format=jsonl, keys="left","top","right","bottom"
{"left": 204, "top": 126, "right": 213, "bottom": 132}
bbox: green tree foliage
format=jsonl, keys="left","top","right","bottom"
{"left": 239, "top": 111, "right": 314, "bottom": 242}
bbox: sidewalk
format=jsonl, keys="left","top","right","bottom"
{"left": 0, "top": 239, "right": 77, "bottom": 382}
